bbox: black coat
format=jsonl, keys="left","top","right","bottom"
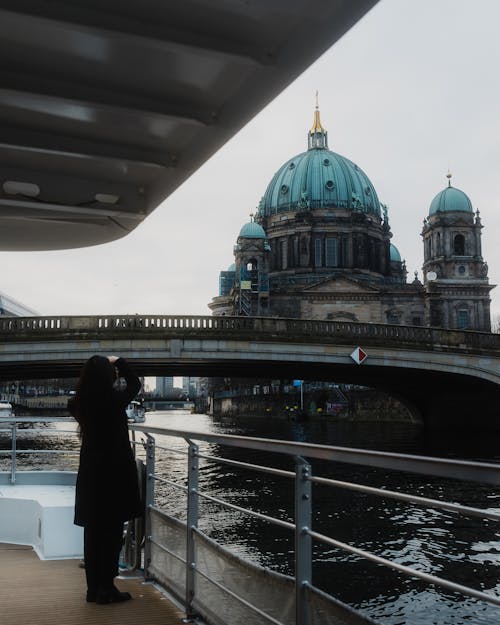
{"left": 72, "top": 358, "right": 143, "bottom": 527}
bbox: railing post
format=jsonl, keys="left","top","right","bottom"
{"left": 144, "top": 434, "right": 155, "bottom": 580}
{"left": 185, "top": 440, "right": 199, "bottom": 621}
{"left": 295, "top": 456, "right": 312, "bottom": 625}
{"left": 10, "top": 421, "right": 17, "bottom": 484}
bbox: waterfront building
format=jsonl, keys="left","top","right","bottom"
{"left": 209, "top": 105, "right": 493, "bottom": 331}
{"left": 155, "top": 376, "right": 174, "bottom": 397}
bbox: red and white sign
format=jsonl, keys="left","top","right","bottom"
{"left": 350, "top": 347, "right": 368, "bottom": 365}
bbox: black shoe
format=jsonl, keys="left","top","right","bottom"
{"left": 86, "top": 591, "right": 97, "bottom": 602}
{"left": 95, "top": 589, "right": 132, "bottom": 604}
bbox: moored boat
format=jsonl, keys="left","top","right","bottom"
{"left": 126, "top": 400, "right": 145, "bottom": 423}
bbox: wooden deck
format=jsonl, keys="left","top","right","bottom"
{"left": 0, "top": 543, "right": 185, "bottom": 625}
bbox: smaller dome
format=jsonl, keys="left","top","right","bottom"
{"left": 239, "top": 221, "right": 266, "bottom": 239}
{"left": 429, "top": 185, "right": 473, "bottom": 216}
{"left": 390, "top": 243, "right": 401, "bottom": 262}
{"left": 227, "top": 263, "right": 236, "bottom": 271}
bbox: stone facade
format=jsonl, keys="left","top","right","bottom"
{"left": 209, "top": 109, "right": 493, "bottom": 331}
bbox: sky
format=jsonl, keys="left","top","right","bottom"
{"left": 2, "top": 0, "right": 500, "bottom": 322}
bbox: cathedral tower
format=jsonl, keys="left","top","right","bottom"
{"left": 422, "top": 174, "right": 493, "bottom": 330}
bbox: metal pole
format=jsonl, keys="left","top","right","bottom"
{"left": 295, "top": 456, "right": 312, "bottom": 625}
{"left": 185, "top": 440, "right": 199, "bottom": 621}
{"left": 10, "top": 422, "right": 17, "bottom": 484}
{"left": 144, "top": 434, "right": 155, "bottom": 580}
{"left": 300, "top": 381, "right": 304, "bottom": 411}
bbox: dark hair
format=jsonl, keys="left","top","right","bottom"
{"left": 69, "top": 355, "right": 115, "bottom": 431}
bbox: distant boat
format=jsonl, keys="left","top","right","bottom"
{"left": 126, "top": 400, "right": 145, "bottom": 423}
{"left": 0, "top": 402, "right": 14, "bottom": 420}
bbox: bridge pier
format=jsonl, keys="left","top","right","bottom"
{"left": 407, "top": 384, "right": 500, "bottom": 431}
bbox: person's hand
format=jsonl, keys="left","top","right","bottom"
{"left": 108, "top": 356, "right": 119, "bottom": 364}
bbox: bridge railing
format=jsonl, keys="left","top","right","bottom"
{"left": 0, "top": 315, "right": 499, "bottom": 352}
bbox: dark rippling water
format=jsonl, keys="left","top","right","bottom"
{"left": 3, "top": 412, "right": 500, "bottom": 624}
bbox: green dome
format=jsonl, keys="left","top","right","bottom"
{"left": 429, "top": 185, "right": 473, "bottom": 216}
{"left": 258, "top": 149, "right": 381, "bottom": 217}
{"left": 227, "top": 263, "right": 236, "bottom": 271}
{"left": 239, "top": 221, "right": 266, "bottom": 239}
{"left": 256, "top": 108, "right": 381, "bottom": 218}
{"left": 390, "top": 243, "right": 401, "bottom": 262}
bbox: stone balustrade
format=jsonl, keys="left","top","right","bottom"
{"left": 0, "top": 315, "right": 498, "bottom": 354}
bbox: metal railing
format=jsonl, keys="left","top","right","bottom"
{"left": 129, "top": 424, "right": 500, "bottom": 625}
{"left": 3, "top": 418, "right": 500, "bottom": 623}
{"left": 0, "top": 417, "right": 78, "bottom": 483}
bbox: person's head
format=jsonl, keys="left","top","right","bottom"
{"left": 71, "top": 355, "right": 115, "bottom": 428}
{"left": 78, "top": 355, "right": 116, "bottom": 395}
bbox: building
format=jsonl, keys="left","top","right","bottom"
{"left": 155, "top": 377, "right": 174, "bottom": 397}
{"left": 209, "top": 105, "right": 493, "bottom": 331}
{"left": 0, "top": 290, "right": 38, "bottom": 317}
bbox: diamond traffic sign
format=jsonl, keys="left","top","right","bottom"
{"left": 350, "top": 347, "right": 368, "bottom": 365}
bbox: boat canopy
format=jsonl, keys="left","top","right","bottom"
{"left": 0, "top": 0, "right": 377, "bottom": 251}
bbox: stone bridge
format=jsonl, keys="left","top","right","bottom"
{"left": 1, "top": 315, "right": 499, "bottom": 427}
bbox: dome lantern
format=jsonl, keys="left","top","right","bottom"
{"left": 308, "top": 93, "right": 328, "bottom": 150}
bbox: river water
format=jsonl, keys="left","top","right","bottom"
{"left": 3, "top": 411, "right": 500, "bottom": 624}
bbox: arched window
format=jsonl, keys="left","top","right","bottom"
{"left": 454, "top": 234, "right": 465, "bottom": 255}
{"left": 245, "top": 258, "right": 259, "bottom": 292}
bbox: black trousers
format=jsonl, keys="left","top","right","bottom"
{"left": 83, "top": 519, "right": 124, "bottom": 593}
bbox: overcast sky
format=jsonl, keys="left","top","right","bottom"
{"left": 2, "top": 0, "right": 500, "bottom": 322}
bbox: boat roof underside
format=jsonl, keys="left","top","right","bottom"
{"left": 0, "top": 0, "right": 377, "bottom": 250}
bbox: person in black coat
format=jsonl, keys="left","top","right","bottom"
{"left": 69, "top": 355, "right": 142, "bottom": 604}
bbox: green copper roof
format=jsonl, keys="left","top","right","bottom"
{"left": 257, "top": 108, "right": 381, "bottom": 218}
{"left": 239, "top": 221, "right": 267, "bottom": 239}
{"left": 390, "top": 243, "right": 401, "bottom": 262}
{"left": 429, "top": 184, "right": 473, "bottom": 216}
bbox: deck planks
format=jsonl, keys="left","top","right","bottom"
{"left": 0, "top": 544, "right": 185, "bottom": 625}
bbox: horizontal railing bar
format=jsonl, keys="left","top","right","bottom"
{"left": 148, "top": 536, "right": 187, "bottom": 565}
{"left": 197, "top": 491, "right": 294, "bottom": 531}
{"left": 0, "top": 418, "right": 73, "bottom": 423}
{"left": 131, "top": 425, "right": 500, "bottom": 486}
{"left": 152, "top": 475, "right": 188, "bottom": 492}
{"left": 311, "top": 475, "right": 500, "bottom": 522}
{"left": 191, "top": 555, "right": 285, "bottom": 625}
{"left": 199, "top": 453, "right": 294, "bottom": 479}
{"left": 308, "top": 529, "right": 500, "bottom": 608}
{"left": 154, "top": 444, "right": 188, "bottom": 456}
{"left": 0, "top": 449, "right": 78, "bottom": 455}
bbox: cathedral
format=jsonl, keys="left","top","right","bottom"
{"left": 209, "top": 105, "right": 493, "bottom": 332}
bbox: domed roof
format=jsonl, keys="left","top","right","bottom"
{"left": 239, "top": 220, "right": 266, "bottom": 239}
{"left": 390, "top": 243, "right": 401, "bottom": 262}
{"left": 429, "top": 177, "right": 473, "bottom": 215}
{"left": 227, "top": 263, "right": 236, "bottom": 271}
{"left": 257, "top": 107, "right": 381, "bottom": 218}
